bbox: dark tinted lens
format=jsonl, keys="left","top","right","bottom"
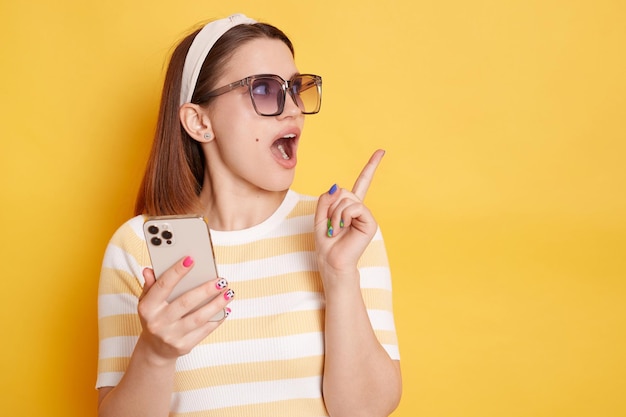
{"left": 251, "top": 77, "right": 283, "bottom": 115}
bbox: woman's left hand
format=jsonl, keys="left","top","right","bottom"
{"left": 314, "top": 149, "right": 385, "bottom": 277}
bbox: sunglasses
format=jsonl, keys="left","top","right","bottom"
{"left": 202, "top": 73, "right": 322, "bottom": 116}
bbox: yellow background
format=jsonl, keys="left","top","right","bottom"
{"left": 1, "top": 0, "right": 624, "bottom": 416}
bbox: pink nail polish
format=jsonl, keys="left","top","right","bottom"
{"left": 183, "top": 256, "right": 194, "bottom": 267}
{"left": 224, "top": 307, "right": 231, "bottom": 317}
{"left": 224, "top": 289, "right": 235, "bottom": 300}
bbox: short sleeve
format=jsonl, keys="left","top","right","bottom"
{"left": 358, "top": 227, "right": 400, "bottom": 360}
{"left": 96, "top": 216, "right": 149, "bottom": 388}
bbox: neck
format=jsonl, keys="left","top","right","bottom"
{"left": 198, "top": 171, "right": 288, "bottom": 231}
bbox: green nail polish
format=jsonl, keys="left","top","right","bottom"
{"left": 327, "top": 226, "right": 334, "bottom": 237}
{"left": 340, "top": 219, "right": 344, "bottom": 228}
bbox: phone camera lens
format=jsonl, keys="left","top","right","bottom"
{"left": 161, "top": 230, "right": 173, "bottom": 240}
{"left": 148, "top": 225, "right": 159, "bottom": 235}
{"left": 151, "top": 237, "right": 162, "bottom": 246}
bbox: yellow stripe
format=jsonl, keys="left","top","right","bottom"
{"left": 99, "top": 306, "right": 392, "bottom": 346}
{"left": 110, "top": 221, "right": 149, "bottom": 260}
{"left": 285, "top": 199, "right": 317, "bottom": 219}
{"left": 357, "top": 239, "right": 389, "bottom": 268}
{"left": 374, "top": 329, "right": 399, "bottom": 346}
{"left": 98, "top": 356, "right": 131, "bottom": 373}
{"left": 99, "top": 314, "right": 142, "bottom": 338}
{"left": 98, "top": 289, "right": 389, "bottom": 341}
{"left": 361, "top": 288, "right": 394, "bottom": 310}
{"left": 201, "top": 310, "right": 324, "bottom": 344}
{"left": 174, "top": 355, "right": 323, "bottom": 390}
{"left": 173, "top": 398, "right": 327, "bottom": 417}
{"left": 229, "top": 271, "right": 323, "bottom": 300}
{"left": 98, "top": 336, "right": 392, "bottom": 378}
{"left": 214, "top": 233, "right": 315, "bottom": 264}
{"left": 99, "top": 268, "right": 142, "bottom": 295}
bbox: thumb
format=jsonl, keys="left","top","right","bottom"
{"left": 140, "top": 267, "right": 156, "bottom": 300}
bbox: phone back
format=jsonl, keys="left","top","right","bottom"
{"left": 143, "top": 215, "right": 218, "bottom": 303}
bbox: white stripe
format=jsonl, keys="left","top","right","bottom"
{"left": 98, "top": 336, "right": 139, "bottom": 359}
{"left": 216, "top": 250, "right": 389, "bottom": 287}
{"left": 96, "top": 372, "right": 124, "bottom": 389}
{"left": 217, "top": 251, "right": 317, "bottom": 282}
{"left": 126, "top": 214, "right": 146, "bottom": 238}
{"left": 213, "top": 213, "right": 377, "bottom": 245}
{"left": 244, "top": 214, "right": 313, "bottom": 239}
{"left": 97, "top": 341, "right": 397, "bottom": 391}
{"left": 360, "top": 266, "right": 392, "bottom": 290}
{"left": 227, "top": 291, "right": 324, "bottom": 319}
{"left": 178, "top": 332, "right": 324, "bottom": 370}
{"left": 382, "top": 344, "right": 401, "bottom": 360}
{"left": 171, "top": 376, "right": 322, "bottom": 412}
{"left": 101, "top": 243, "right": 146, "bottom": 287}
{"left": 98, "top": 293, "right": 137, "bottom": 318}
{"left": 367, "top": 309, "right": 397, "bottom": 332}
{"left": 98, "top": 312, "right": 387, "bottom": 365}
{"left": 280, "top": 214, "right": 314, "bottom": 236}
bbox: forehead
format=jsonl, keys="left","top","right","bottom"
{"left": 220, "top": 38, "right": 297, "bottom": 81}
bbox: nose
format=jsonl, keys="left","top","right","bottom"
{"left": 279, "top": 90, "right": 302, "bottom": 118}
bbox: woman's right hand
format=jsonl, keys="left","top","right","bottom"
{"left": 137, "top": 256, "right": 234, "bottom": 362}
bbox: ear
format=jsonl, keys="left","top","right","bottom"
{"left": 179, "top": 103, "right": 214, "bottom": 143}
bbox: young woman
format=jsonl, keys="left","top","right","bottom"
{"left": 97, "top": 13, "right": 401, "bottom": 417}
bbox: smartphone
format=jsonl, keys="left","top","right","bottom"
{"left": 143, "top": 215, "right": 225, "bottom": 320}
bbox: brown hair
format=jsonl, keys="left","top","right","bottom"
{"left": 135, "top": 22, "right": 294, "bottom": 216}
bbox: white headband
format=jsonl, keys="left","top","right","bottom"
{"left": 180, "top": 13, "right": 257, "bottom": 105}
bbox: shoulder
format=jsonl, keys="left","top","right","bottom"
{"left": 107, "top": 215, "right": 147, "bottom": 249}
{"left": 101, "top": 215, "right": 149, "bottom": 285}
{"left": 286, "top": 190, "right": 318, "bottom": 218}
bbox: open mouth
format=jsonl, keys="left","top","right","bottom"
{"left": 271, "top": 133, "right": 297, "bottom": 160}
{"left": 277, "top": 142, "right": 290, "bottom": 159}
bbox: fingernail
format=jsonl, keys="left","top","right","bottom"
{"left": 216, "top": 278, "right": 228, "bottom": 290}
{"left": 183, "top": 256, "right": 194, "bottom": 268}
{"left": 224, "top": 289, "right": 235, "bottom": 300}
{"left": 327, "top": 225, "right": 334, "bottom": 237}
{"left": 329, "top": 184, "right": 338, "bottom": 195}
{"left": 340, "top": 219, "right": 344, "bottom": 228}
{"left": 224, "top": 307, "right": 231, "bottom": 318}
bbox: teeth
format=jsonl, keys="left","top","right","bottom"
{"left": 283, "top": 134, "right": 296, "bottom": 139}
{"left": 277, "top": 144, "right": 290, "bottom": 160}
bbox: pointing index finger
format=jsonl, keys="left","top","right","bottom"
{"left": 351, "top": 149, "right": 385, "bottom": 200}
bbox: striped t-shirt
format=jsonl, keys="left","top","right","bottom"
{"left": 97, "top": 190, "right": 399, "bottom": 416}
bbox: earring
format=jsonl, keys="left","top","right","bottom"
{"left": 203, "top": 132, "right": 213, "bottom": 140}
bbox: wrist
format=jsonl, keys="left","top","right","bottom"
{"left": 319, "top": 267, "right": 361, "bottom": 292}
{"left": 135, "top": 333, "right": 179, "bottom": 370}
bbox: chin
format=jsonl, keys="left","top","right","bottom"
{"left": 265, "top": 174, "right": 295, "bottom": 192}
